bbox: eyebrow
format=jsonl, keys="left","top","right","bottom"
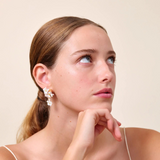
{"left": 72, "top": 49, "right": 97, "bottom": 55}
{"left": 71, "top": 49, "right": 116, "bottom": 56}
{"left": 107, "top": 50, "right": 116, "bottom": 55}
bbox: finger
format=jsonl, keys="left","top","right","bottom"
{"left": 97, "top": 119, "right": 121, "bottom": 141}
{"left": 110, "top": 120, "right": 122, "bottom": 141}
{"left": 99, "top": 116, "right": 108, "bottom": 122}
{"left": 97, "top": 120, "right": 108, "bottom": 127}
{"left": 103, "top": 113, "right": 122, "bottom": 141}
{"left": 114, "top": 119, "right": 121, "bottom": 126}
{"left": 99, "top": 115, "right": 121, "bottom": 127}
{"left": 91, "top": 109, "right": 120, "bottom": 139}
{"left": 95, "top": 124, "right": 105, "bottom": 137}
{"left": 115, "top": 126, "right": 122, "bottom": 141}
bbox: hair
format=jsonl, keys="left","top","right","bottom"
{"left": 16, "top": 16, "right": 107, "bottom": 143}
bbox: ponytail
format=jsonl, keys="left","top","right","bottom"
{"left": 16, "top": 89, "right": 49, "bottom": 143}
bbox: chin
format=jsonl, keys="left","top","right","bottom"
{"left": 90, "top": 103, "right": 112, "bottom": 112}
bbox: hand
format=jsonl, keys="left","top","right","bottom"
{"left": 63, "top": 108, "right": 121, "bottom": 160}
{"left": 71, "top": 109, "right": 122, "bottom": 151}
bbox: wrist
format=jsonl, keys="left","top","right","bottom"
{"left": 63, "top": 142, "right": 87, "bottom": 160}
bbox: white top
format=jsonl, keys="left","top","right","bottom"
{"left": 3, "top": 128, "right": 132, "bottom": 160}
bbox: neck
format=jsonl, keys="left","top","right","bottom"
{"left": 42, "top": 103, "right": 79, "bottom": 154}
{"left": 36, "top": 102, "right": 119, "bottom": 159}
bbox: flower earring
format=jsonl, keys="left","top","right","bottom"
{"left": 43, "top": 87, "right": 54, "bottom": 106}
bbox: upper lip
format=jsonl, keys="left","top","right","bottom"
{"left": 94, "top": 88, "right": 113, "bottom": 95}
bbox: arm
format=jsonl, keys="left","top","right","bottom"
{"left": 62, "top": 109, "right": 122, "bottom": 160}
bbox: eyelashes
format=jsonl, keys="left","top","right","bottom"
{"left": 107, "top": 56, "right": 116, "bottom": 64}
{"left": 79, "top": 54, "right": 92, "bottom": 63}
{"left": 79, "top": 54, "right": 116, "bottom": 65}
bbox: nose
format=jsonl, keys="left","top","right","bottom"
{"left": 97, "top": 61, "right": 114, "bottom": 83}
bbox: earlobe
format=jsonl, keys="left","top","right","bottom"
{"left": 32, "top": 63, "right": 50, "bottom": 89}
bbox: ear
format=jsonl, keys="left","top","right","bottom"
{"left": 32, "top": 63, "right": 50, "bottom": 89}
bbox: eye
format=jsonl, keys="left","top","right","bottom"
{"left": 79, "top": 55, "right": 92, "bottom": 63}
{"left": 107, "top": 56, "right": 116, "bottom": 64}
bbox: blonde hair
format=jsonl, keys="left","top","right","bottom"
{"left": 16, "top": 16, "right": 106, "bottom": 143}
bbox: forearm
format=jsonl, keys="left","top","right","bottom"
{"left": 63, "top": 143, "right": 87, "bottom": 160}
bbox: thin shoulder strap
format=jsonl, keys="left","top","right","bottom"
{"left": 2, "top": 145, "right": 18, "bottom": 160}
{"left": 124, "top": 128, "right": 132, "bottom": 160}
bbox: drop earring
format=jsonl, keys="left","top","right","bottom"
{"left": 43, "top": 87, "right": 54, "bottom": 106}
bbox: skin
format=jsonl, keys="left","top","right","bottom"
{"left": 0, "top": 25, "right": 160, "bottom": 160}
{"left": 49, "top": 24, "right": 116, "bottom": 113}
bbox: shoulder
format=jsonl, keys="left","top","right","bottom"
{"left": 0, "top": 146, "right": 16, "bottom": 160}
{"left": 125, "top": 127, "right": 160, "bottom": 159}
{"left": 125, "top": 127, "right": 160, "bottom": 144}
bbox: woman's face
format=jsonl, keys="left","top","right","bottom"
{"left": 49, "top": 24, "right": 116, "bottom": 113}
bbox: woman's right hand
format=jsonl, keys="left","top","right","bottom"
{"left": 63, "top": 109, "right": 121, "bottom": 160}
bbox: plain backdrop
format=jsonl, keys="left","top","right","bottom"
{"left": 0, "top": 0, "right": 160, "bottom": 146}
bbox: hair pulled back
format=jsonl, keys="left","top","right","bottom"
{"left": 16, "top": 16, "right": 106, "bottom": 143}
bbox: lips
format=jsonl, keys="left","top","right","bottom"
{"left": 94, "top": 88, "right": 113, "bottom": 98}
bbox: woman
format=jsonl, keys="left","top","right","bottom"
{"left": 0, "top": 16, "right": 160, "bottom": 160}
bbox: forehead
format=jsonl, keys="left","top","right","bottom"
{"left": 57, "top": 24, "right": 113, "bottom": 60}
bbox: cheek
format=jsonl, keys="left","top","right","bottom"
{"left": 53, "top": 68, "right": 74, "bottom": 89}
{"left": 75, "top": 71, "right": 96, "bottom": 90}
{"left": 52, "top": 62, "right": 95, "bottom": 92}
{"left": 52, "top": 69, "right": 92, "bottom": 111}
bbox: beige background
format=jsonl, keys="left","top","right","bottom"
{"left": 0, "top": 0, "right": 160, "bottom": 146}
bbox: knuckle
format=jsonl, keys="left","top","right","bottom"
{"left": 84, "top": 109, "right": 97, "bottom": 117}
{"left": 105, "top": 109, "right": 109, "bottom": 114}
{"left": 78, "top": 111, "right": 84, "bottom": 117}
{"left": 85, "top": 109, "right": 93, "bottom": 114}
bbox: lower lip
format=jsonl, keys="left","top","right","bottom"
{"left": 94, "top": 93, "right": 112, "bottom": 98}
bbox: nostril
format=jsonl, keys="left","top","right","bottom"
{"left": 102, "top": 78, "right": 108, "bottom": 82}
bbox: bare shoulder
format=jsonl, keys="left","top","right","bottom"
{"left": 125, "top": 127, "right": 160, "bottom": 159}
{"left": 126, "top": 127, "right": 160, "bottom": 144}
{"left": 0, "top": 146, "right": 16, "bottom": 160}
